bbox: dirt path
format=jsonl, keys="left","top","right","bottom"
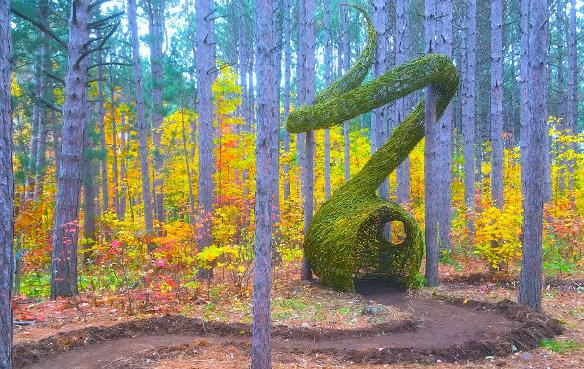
{"left": 15, "top": 285, "right": 562, "bottom": 368}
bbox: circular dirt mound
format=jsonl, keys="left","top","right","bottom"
{"left": 13, "top": 288, "right": 563, "bottom": 368}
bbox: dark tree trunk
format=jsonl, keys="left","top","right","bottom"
{"left": 282, "top": 0, "right": 291, "bottom": 201}
{"left": 51, "top": 0, "right": 92, "bottom": 299}
{"left": 0, "top": 0, "right": 13, "bottom": 365}
{"left": 81, "top": 114, "right": 97, "bottom": 252}
{"left": 566, "top": 0, "right": 577, "bottom": 195}
{"left": 491, "top": 0, "right": 504, "bottom": 209}
{"left": 519, "top": 0, "right": 548, "bottom": 312}
{"left": 97, "top": 48, "right": 108, "bottom": 213}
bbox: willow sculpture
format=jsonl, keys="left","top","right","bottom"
{"left": 286, "top": 6, "right": 459, "bottom": 292}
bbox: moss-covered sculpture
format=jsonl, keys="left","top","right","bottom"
{"left": 286, "top": 5, "right": 459, "bottom": 292}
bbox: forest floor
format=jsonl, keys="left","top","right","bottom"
{"left": 11, "top": 262, "right": 584, "bottom": 369}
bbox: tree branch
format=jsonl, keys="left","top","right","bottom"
{"left": 87, "top": 62, "right": 132, "bottom": 70}
{"left": 76, "top": 21, "right": 119, "bottom": 67}
{"left": 10, "top": 5, "right": 68, "bottom": 50}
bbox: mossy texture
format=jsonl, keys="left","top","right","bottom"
{"left": 286, "top": 5, "right": 459, "bottom": 291}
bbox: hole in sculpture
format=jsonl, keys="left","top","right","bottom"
{"left": 382, "top": 221, "right": 406, "bottom": 244}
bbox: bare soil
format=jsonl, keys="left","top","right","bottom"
{"left": 13, "top": 280, "right": 564, "bottom": 369}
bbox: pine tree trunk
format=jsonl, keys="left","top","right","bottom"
{"left": 342, "top": 7, "right": 351, "bottom": 183}
{"left": 520, "top": 0, "right": 529, "bottom": 197}
{"left": 119, "top": 110, "right": 127, "bottom": 221}
{"left": 196, "top": 0, "right": 217, "bottom": 278}
{"left": 0, "top": 0, "right": 13, "bottom": 365}
{"left": 300, "top": 0, "right": 316, "bottom": 281}
{"left": 395, "top": 0, "right": 412, "bottom": 204}
{"left": 371, "top": 0, "right": 390, "bottom": 202}
{"left": 51, "top": 0, "right": 92, "bottom": 298}
{"left": 491, "top": 0, "right": 504, "bottom": 209}
{"left": 282, "top": 0, "right": 291, "bottom": 201}
{"left": 34, "top": 0, "right": 50, "bottom": 201}
{"left": 424, "top": 0, "right": 440, "bottom": 286}
{"left": 146, "top": 0, "right": 166, "bottom": 225}
{"left": 97, "top": 48, "right": 108, "bottom": 213}
{"left": 82, "top": 117, "right": 97, "bottom": 252}
{"left": 323, "top": 0, "right": 332, "bottom": 200}
{"left": 566, "top": 0, "right": 577, "bottom": 195}
{"left": 110, "top": 83, "right": 121, "bottom": 220}
{"left": 252, "top": 0, "right": 276, "bottom": 366}
{"left": 128, "top": 0, "right": 154, "bottom": 237}
{"left": 520, "top": 0, "right": 548, "bottom": 312}
{"left": 463, "top": 0, "right": 477, "bottom": 234}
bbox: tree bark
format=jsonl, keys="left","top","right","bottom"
{"left": 566, "top": 0, "right": 577, "bottom": 195}
{"left": 110, "top": 82, "right": 121, "bottom": 220}
{"left": 252, "top": 0, "right": 276, "bottom": 366}
{"left": 300, "top": 0, "right": 316, "bottom": 281}
{"left": 82, "top": 113, "right": 97, "bottom": 251}
{"left": 128, "top": 0, "right": 154, "bottom": 238}
{"left": 342, "top": 6, "right": 351, "bottom": 183}
{"left": 424, "top": 0, "right": 439, "bottom": 286}
{"left": 0, "top": 0, "right": 13, "bottom": 365}
{"left": 323, "top": 0, "right": 332, "bottom": 200}
{"left": 118, "top": 109, "right": 127, "bottom": 221}
{"left": 519, "top": 0, "right": 548, "bottom": 312}
{"left": 282, "top": 0, "right": 291, "bottom": 201}
{"left": 97, "top": 48, "right": 108, "bottom": 213}
{"left": 395, "top": 0, "right": 412, "bottom": 204}
{"left": 146, "top": 0, "right": 166, "bottom": 225}
{"left": 51, "top": 0, "right": 92, "bottom": 299}
{"left": 463, "top": 0, "right": 477, "bottom": 234}
{"left": 491, "top": 0, "right": 504, "bottom": 209}
{"left": 370, "top": 0, "right": 390, "bottom": 202}
{"left": 196, "top": 0, "right": 217, "bottom": 278}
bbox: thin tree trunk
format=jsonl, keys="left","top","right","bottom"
{"left": 97, "top": 48, "right": 108, "bottom": 213}
{"left": 520, "top": 0, "right": 548, "bottom": 312}
{"left": 395, "top": 0, "right": 411, "bottom": 204}
{"left": 119, "top": 110, "right": 127, "bottom": 221}
{"left": 180, "top": 109, "right": 196, "bottom": 226}
{"left": 196, "top": 0, "right": 217, "bottom": 278}
{"left": 491, "top": 0, "right": 504, "bottom": 209}
{"left": 251, "top": 0, "right": 276, "bottom": 366}
{"left": 520, "top": 0, "right": 529, "bottom": 197}
{"left": 0, "top": 0, "right": 13, "bottom": 365}
{"left": 463, "top": 0, "right": 477, "bottom": 235}
{"left": 146, "top": 0, "right": 166, "bottom": 225}
{"left": 300, "top": 0, "right": 316, "bottom": 281}
{"left": 34, "top": 0, "right": 50, "bottom": 202}
{"left": 323, "top": 0, "right": 332, "bottom": 200}
{"left": 282, "top": 0, "right": 291, "bottom": 201}
{"left": 81, "top": 115, "right": 97, "bottom": 257}
{"left": 424, "top": 0, "right": 439, "bottom": 286}
{"left": 566, "top": 0, "right": 577, "bottom": 196}
{"left": 342, "top": 6, "right": 351, "bottom": 183}
{"left": 51, "top": 0, "right": 92, "bottom": 298}
{"left": 110, "top": 82, "right": 120, "bottom": 220}
{"left": 128, "top": 0, "right": 154, "bottom": 238}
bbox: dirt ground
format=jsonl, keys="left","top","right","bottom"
{"left": 12, "top": 271, "right": 582, "bottom": 369}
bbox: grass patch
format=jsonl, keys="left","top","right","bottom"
{"left": 539, "top": 338, "right": 581, "bottom": 354}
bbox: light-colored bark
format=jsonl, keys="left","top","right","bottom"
{"left": 395, "top": 0, "right": 411, "bottom": 204}
{"left": 300, "top": 0, "right": 316, "bottom": 281}
{"left": 128, "top": 0, "right": 154, "bottom": 236}
{"left": 520, "top": 0, "right": 548, "bottom": 312}
{"left": 0, "top": 0, "right": 13, "bottom": 365}
{"left": 567, "top": 0, "right": 577, "bottom": 194}
{"left": 463, "top": 0, "right": 477, "bottom": 234}
{"left": 370, "top": 0, "right": 390, "bottom": 201}
{"left": 323, "top": 0, "right": 332, "bottom": 199}
{"left": 51, "top": 0, "right": 92, "bottom": 298}
{"left": 146, "top": 0, "right": 166, "bottom": 224}
{"left": 342, "top": 6, "right": 351, "bottom": 183}
{"left": 196, "top": 0, "right": 217, "bottom": 276}
{"left": 282, "top": 0, "right": 291, "bottom": 201}
{"left": 97, "top": 48, "right": 108, "bottom": 213}
{"left": 252, "top": 0, "right": 276, "bottom": 366}
{"left": 491, "top": 0, "right": 504, "bottom": 209}
{"left": 424, "top": 0, "right": 439, "bottom": 286}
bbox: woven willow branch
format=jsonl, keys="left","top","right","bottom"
{"left": 286, "top": 5, "right": 459, "bottom": 291}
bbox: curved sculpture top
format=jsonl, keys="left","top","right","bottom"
{"left": 286, "top": 5, "right": 459, "bottom": 291}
